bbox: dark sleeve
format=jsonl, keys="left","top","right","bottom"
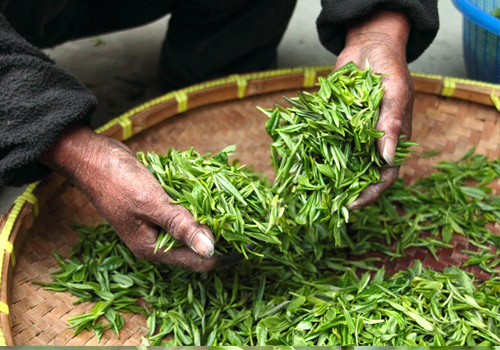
{"left": 316, "top": 0, "right": 439, "bottom": 63}
{"left": 0, "top": 13, "right": 97, "bottom": 187}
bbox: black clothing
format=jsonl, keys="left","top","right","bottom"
{"left": 158, "top": 0, "right": 297, "bottom": 91}
{"left": 0, "top": 14, "right": 96, "bottom": 186}
{"left": 0, "top": 0, "right": 439, "bottom": 187}
{"left": 317, "top": 0, "right": 439, "bottom": 63}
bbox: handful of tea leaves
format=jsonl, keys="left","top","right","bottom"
{"left": 260, "top": 62, "right": 416, "bottom": 245}
{"left": 137, "top": 146, "right": 285, "bottom": 257}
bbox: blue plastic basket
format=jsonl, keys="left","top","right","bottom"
{"left": 452, "top": 0, "right": 500, "bottom": 83}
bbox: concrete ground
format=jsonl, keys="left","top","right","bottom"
{"left": 0, "top": 0, "right": 467, "bottom": 215}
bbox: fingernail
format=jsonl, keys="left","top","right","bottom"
{"left": 382, "top": 137, "right": 396, "bottom": 166}
{"left": 190, "top": 231, "right": 214, "bottom": 258}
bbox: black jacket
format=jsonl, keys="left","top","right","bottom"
{"left": 0, "top": 0, "right": 439, "bottom": 186}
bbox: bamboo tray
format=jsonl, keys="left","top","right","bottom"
{"left": 0, "top": 66, "right": 499, "bottom": 345}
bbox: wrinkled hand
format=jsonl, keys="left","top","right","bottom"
{"left": 334, "top": 10, "right": 414, "bottom": 209}
{"left": 40, "top": 123, "right": 224, "bottom": 272}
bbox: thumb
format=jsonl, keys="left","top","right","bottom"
{"left": 125, "top": 221, "right": 220, "bottom": 272}
{"left": 125, "top": 160, "right": 216, "bottom": 258}
{"left": 375, "top": 69, "right": 413, "bottom": 165}
{"left": 158, "top": 204, "right": 215, "bottom": 258}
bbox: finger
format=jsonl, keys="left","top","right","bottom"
{"left": 375, "top": 71, "right": 413, "bottom": 166}
{"left": 122, "top": 221, "right": 222, "bottom": 273}
{"left": 347, "top": 166, "right": 399, "bottom": 210}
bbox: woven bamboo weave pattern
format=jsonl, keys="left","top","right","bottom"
{"left": 5, "top": 85, "right": 500, "bottom": 345}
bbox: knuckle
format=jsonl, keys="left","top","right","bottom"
{"left": 126, "top": 230, "right": 155, "bottom": 261}
{"left": 128, "top": 191, "right": 150, "bottom": 209}
{"left": 191, "top": 265, "right": 212, "bottom": 273}
{"left": 163, "top": 208, "right": 194, "bottom": 242}
{"left": 364, "top": 192, "right": 381, "bottom": 206}
{"left": 157, "top": 252, "right": 215, "bottom": 273}
{"left": 129, "top": 245, "right": 151, "bottom": 261}
{"left": 387, "top": 173, "right": 399, "bottom": 186}
{"left": 190, "top": 259, "right": 217, "bottom": 273}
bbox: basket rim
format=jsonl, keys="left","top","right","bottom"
{"left": 94, "top": 67, "right": 500, "bottom": 142}
{"left": 0, "top": 65, "right": 499, "bottom": 346}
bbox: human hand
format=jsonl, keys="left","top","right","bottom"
{"left": 334, "top": 10, "right": 414, "bottom": 209}
{"left": 39, "top": 123, "right": 224, "bottom": 273}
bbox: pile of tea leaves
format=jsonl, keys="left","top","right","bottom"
{"left": 260, "top": 62, "right": 416, "bottom": 245}
{"left": 137, "top": 146, "right": 286, "bottom": 257}
{"left": 37, "top": 149, "right": 500, "bottom": 346}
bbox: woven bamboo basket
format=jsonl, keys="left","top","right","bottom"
{"left": 0, "top": 66, "right": 499, "bottom": 346}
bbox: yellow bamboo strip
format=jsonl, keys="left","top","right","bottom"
{"left": 410, "top": 72, "right": 500, "bottom": 90}
{"left": 410, "top": 72, "right": 444, "bottom": 80}
{"left": 441, "top": 77, "right": 456, "bottom": 97}
{"left": 0, "top": 242, "right": 12, "bottom": 254}
{"left": 441, "top": 76, "right": 500, "bottom": 89}
{"left": 0, "top": 182, "right": 39, "bottom": 272}
{"left": 0, "top": 183, "right": 39, "bottom": 244}
{"left": 0, "top": 302, "right": 9, "bottom": 314}
{"left": 117, "top": 115, "right": 133, "bottom": 140}
{"left": 231, "top": 74, "right": 248, "bottom": 98}
{"left": 13, "top": 192, "right": 38, "bottom": 217}
{"left": 245, "top": 67, "right": 308, "bottom": 80}
{"left": 490, "top": 91, "right": 500, "bottom": 111}
{"left": 173, "top": 90, "right": 188, "bottom": 113}
{"left": 303, "top": 67, "right": 318, "bottom": 88}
